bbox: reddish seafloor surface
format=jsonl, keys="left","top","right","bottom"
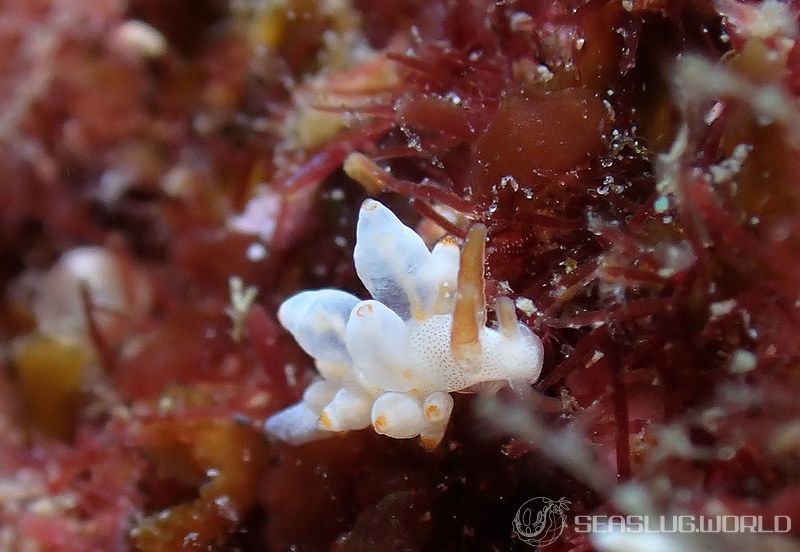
{"left": 2, "top": 0, "right": 800, "bottom": 551}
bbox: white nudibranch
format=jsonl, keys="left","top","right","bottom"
{"left": 264, "top": 199, "right": 544, "bottom": 449}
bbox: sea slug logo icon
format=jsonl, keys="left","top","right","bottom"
{"left": 513, "top": 497, "right": 571, "bottom": 547}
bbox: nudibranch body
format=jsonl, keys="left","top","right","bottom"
{"left": 265, "top": 199, "right": 543, "bottom": 449}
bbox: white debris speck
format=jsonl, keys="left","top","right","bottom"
{"left": 161, "top": 166, "right": 196, "bottom": 199}
{"left": 515, "top": 297, "right": 537, "bottom": 317}
{"left": 704, "top": 101, "right": 725, "bottom": 124}
{"left": 653, "top": 196, "right": 669, "bottom": 213}
{"left": 245, "top": 242, "right": 268, "bottom": 262}
{"left": 284, "top": 363, "right": 298, "bottom": 387}
{"left": 328, "top": 188, "right": 345, "bottom": 201}
{"left": 655, "top": 124, "right": 689, "bottom": 197}
{"left": 497, "top": 280, "right": 514, "bottom": 294}
{"left": 509, "top": 12, "right": 533, "bottom": 32}
{"left": 97, "top": 168, "right": 134, "bottom": 205}
{"left": 499, "top": 175, "right": 519, "bottom": 191}
{"left": 589, "top": 350, "right": 605, "bottom": 365}
{"left": 225, "top": 276, "right": 259, "bottom": 342}
{"left": 729, "top": 349, "right": 757, "bottom": 374}
{"left": 709, "top": 299, "right": 737, "bottom": 319}
{"left": 27, "top": 491, "right": 77, "bottom": 515}
{"left": 113, "top": 20, "right": 168, "bottom": 59}
{"left": 708, "top": 143, "right": 753, "bottom": 184}
{"left": 766, "top": 343, "right": 777, "bottom": 356}
{"left": 228, "top": 187, "right": 281, "bottom": 241}
{"left": 654, "top": 241, "right": 696, "bottom": 277}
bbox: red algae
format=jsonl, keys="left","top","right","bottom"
{"left": 474, "top": 88, "right": 609, "bottom": 183}
{"left": 2, "top": 0, "right": 800, "bottom": 551}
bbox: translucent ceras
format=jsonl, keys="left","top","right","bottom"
{"left": 264, "top": 199, "right": 544, "bottom": 449}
